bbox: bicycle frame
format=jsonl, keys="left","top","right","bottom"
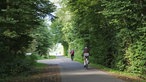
{"left": 84, "top": 56, "right": 89, "bottom": 69}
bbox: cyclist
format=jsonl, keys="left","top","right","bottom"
{"left": 70, "top": 49, "right": 74, "bottom": 61}
{"left": 82, "top": 47, "right": 90, "bottom": 68}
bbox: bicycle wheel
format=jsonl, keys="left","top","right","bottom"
{"left": 71, "top": 55, "right": 74, "bottom": 61}
{"left": 85, "top": 58, "right": 88, "bottom": 69}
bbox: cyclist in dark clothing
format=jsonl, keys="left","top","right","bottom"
{"left": 70, "top": 50, "right": 74, "bottom": 61}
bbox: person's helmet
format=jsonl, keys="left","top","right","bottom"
{"left": 85, "top": 47, "right": 87, "bottom": 49}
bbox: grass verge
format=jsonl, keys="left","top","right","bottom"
{"left": 90, "top": 63, "right": 146, "bottom": 82}
{"left": 75, "top": 58, "right": 146, "bottom": 82}
{"left": 5, "top": 63, "right": 61, "bottom": 82}
{"left": 36, "top": 55, "right": 56, "bottom": 60}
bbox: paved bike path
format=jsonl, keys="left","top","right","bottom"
{"left": 38, "top": 56, "right": 125, "bottom": 82}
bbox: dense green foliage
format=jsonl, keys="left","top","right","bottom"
{"left": 51, "top": 0, "right": 146, "bottom": 77}
{"left": 32, "top": 25, "right": 53, "bottom": 56}
{"left": 0, "top": 0, "right": 55, "bottom": 79}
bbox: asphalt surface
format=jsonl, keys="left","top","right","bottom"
{"left": 38, "top": 56, "right": 125, "bottom": 82}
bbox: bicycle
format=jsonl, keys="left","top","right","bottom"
{"left": 84, "top": 56, "right": 89, "bottom": 69}
{"left": 71, "top": 55, "right": 74, "bottom": 61}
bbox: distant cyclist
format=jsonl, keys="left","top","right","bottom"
{"left": 82, "top": 47, "right": 90, "bottom": 67}
{"left": 70, "top": 49, "right": 75, "bottom": 61}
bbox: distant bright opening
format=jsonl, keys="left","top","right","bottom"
{"left": 49, "top": 43, "right": 64, "bottom": 56}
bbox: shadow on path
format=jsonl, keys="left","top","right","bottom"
{"left": 38, "top": 56, "right": 125, "bottom": 82}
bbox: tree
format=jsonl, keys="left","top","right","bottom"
{"left": 52, "top": 0, "right": 146, "bottom": 77}
{"left": 0, "top": 0, "right": 56, "bottom": 78}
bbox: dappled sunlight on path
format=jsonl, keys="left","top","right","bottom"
{"left": 38, "top": 56, "right": 125, "bottom": 82}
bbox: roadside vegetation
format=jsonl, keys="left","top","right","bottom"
{"left": 36, "top": 55, "right": 56, "bottom": 60}
{"left": 90, "top": 63, "right": 146, "bottom": 82}
{"left": 4, "top": 63, "right": 60, "bottom": 82}
{"left": 0, "top": 0, "right": 56, "bottom": 81}
{"left": 74, "top": 58, "right": 146, "bottom": 82}
{"left": 50, "top": 0, "right": 146, "bottom": 81}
